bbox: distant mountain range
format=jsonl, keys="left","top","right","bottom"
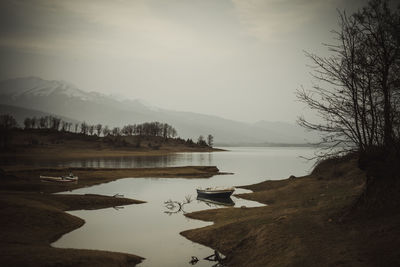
{"left": 0, "top": 77, "right": 319, "bottom": 145}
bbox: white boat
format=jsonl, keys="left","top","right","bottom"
{"left": 196, "top": 187, "right": 235, "bottom": 198}
{"left": 40, "top": 173, "right": 78, "bottom": 183}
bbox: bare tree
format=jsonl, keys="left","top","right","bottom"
{"left": 197, "top": 135, "right": 207, "bottom": 146}
{"left": 0, "top": 114, "right": 17, "bottom": 129}
{"left": 95, "top": 124, "right": 102, "bottom": 136}
{"left": 74, "top": 123, "right": 79, "bottom": 133}
{"left": 66, "top": 122, "right": 73, "bottom": 132}
{"left": 24, "top": 118, "right": 32, "bottom": 129}
{"left": 31, "top": 117, "right": 38, "bottom": 128}
{"left": 50, "top": 117, "right": 61, "bottom": 131}
{"left": 81, "top": 122, "right": 89, "bottom": 135}
{"left": 102, "top": 125, "right": 110, "bottom": 136}
{"left": 297, "top": 0, "right": 400, "bottom": 158}
{"left": 112, "top": 127, "right": 121, "bottom": 136}
{"left": 207, "top": 134, "right": 214, "bottom": 147}
{"left": 88, "top": 125, "right": 95, "bottom": 136}
{"left": 0, "top": 114, "right": 17, "bottom": 148}
{"left": 39, "top": 117, "right": 46, "bottom": 129}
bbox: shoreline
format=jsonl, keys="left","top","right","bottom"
{"left": 0, "top": 146, "right": 226, "bottom": 162}
{"left": 0, "top": 165, "right": 225, "bottom": 266}
{"left": 180, "top": 156, "right": 400, "bottom": 266}
{"left": 2, "top": 166, "right": 227, "bottom": 193}
{"left": 0, "top": 191, "right": 145, "bottom": 266}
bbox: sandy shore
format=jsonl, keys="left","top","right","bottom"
{"left": 181, "top": 156, "right": 400, "bottom": 266}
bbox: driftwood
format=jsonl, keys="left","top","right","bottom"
{"left": 189, "top": 256, "right": 199, "bottom": 265}
{"left": 189, "top": 250, "right": 225, "bottom": 266}
{"left": 204, "top": 250, "right": 225, "bottom": 266}
{"left": 164, "top": 195, "right": 193, "bottom": 215}
{"left": 204, "top": 250, "right": 223, "bottom": 262}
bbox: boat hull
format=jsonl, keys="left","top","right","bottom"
{"left": 196, "top": 189, "right": 234, "bottom": 198}
{"left": 40, "top": 176, "right": 78, "bottom": 183}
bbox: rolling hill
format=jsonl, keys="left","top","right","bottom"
{"left": 0, "top": 77, "right": 319, "bottom": 144}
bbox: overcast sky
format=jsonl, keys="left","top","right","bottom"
{"left": 0, "top": 0, "right": 368, "bottom": 123}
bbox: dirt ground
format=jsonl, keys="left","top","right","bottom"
{"left": 1, "top": 166, "right": 224, "bottom": 193}
{"left": 181, "top": 156, "right": 400, "bottom": 267}
{"left": 0, "top": 191, "right": 144, "bottom": 267}
{"left": 0, "top": 165, "right": 223, "bottom": 266}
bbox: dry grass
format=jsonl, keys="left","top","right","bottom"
{"left": 181, "top": 156, "right": 400, "bottom": 266}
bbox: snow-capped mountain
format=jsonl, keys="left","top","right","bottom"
{"left": 0, "top": 77, "right": 319, "bottom": 144}
{"left": 1, "top": 77, "right": 89, "bottom": 99}
{"left": 0, "top": 77, "right": 122, "bottom": 103}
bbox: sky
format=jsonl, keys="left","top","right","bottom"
{"left": 0, "top": 0, "right": 368, "bottom": 123}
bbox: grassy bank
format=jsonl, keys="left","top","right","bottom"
{"left": 181, "top": 156, "right": 400, "bottom": 266}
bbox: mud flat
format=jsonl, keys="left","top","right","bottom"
{"left": 0, "top": 191, "right": 144, "bottom": 266}
{"left": 0, "top": 165, "right": 225, "bottom": 266}
{"left": 2, "top": 166, "right": 225, "bottom": 193}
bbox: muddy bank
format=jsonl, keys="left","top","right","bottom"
{"left": 181, "top": 156, "right": 400, "bottom": 266}
{"left": 2, "top": 166, "right": 225, "bottom": 193}
{"left": 0, "top": 164, "right": 225, "bottom": 266}
{"left": 0, "top": 191, "right": 144, "bottom": 267}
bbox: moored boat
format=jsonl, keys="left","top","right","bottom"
{"left": 196, "top": 187, "right": 235, "bottom": 198}
{"left": 40, "top": 173, "right": 78, "bottom": 183}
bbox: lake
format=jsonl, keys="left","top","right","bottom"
{"left": 52, "top": 147, "right": 317, "bottom": 266}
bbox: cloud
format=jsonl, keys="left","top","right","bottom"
{"left": 0, "top": 0, "right": 244, "bottom": 61}
{"left": 231, "top": 0, "right": 357, "bottom": 42}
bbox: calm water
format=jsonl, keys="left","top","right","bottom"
{"left": 52, "top": 147, "right": 316, "bottom": 267}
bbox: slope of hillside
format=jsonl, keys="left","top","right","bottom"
{"left": 0, "top": 104, "right": 79, "bottom": 126}
{"left": 0, "top": 77, "right": 319, "bottom": 144}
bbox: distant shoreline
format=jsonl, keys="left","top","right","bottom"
{"left": 0, "top": 128, "right": 224, "bottom": 163}
{"left": 216, "top": 142, "right": 321, "bottom": 148}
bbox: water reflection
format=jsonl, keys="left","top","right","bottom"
{"left": 203, "top": 250, "right": 226, "bottom": 267}
{"left": 164, "top": 195, "right": 235, "bottom": 215}
{"left": 190, "top": 250, "right": 226, "bottom": 266}
{"left": 164, "top": 195, "right": 194, "bottom": 215}
{"left": 196, "top": 196, "right": 235, "bottom": 207}
{"left": 52, "top": 147, "right": 317, "bottom": 267}
{"left": 0, "top": 153, "right": 216, "bottom": 169}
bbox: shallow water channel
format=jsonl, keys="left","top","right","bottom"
{"left": 52, "top": 147, "right": 316, "bottom": 266}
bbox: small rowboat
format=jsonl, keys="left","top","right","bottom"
{"left": 40, "top": 173, "right": 78, "bottom": 183}
{"left": 196, "top": 187, "right": 235, "bottom": 198}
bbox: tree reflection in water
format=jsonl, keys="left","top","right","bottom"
{"left": 164, "top": 195, "right": 193, "bottom": 215}
{"left": 189, "top": 250, "right": 226, "bottom": 266}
